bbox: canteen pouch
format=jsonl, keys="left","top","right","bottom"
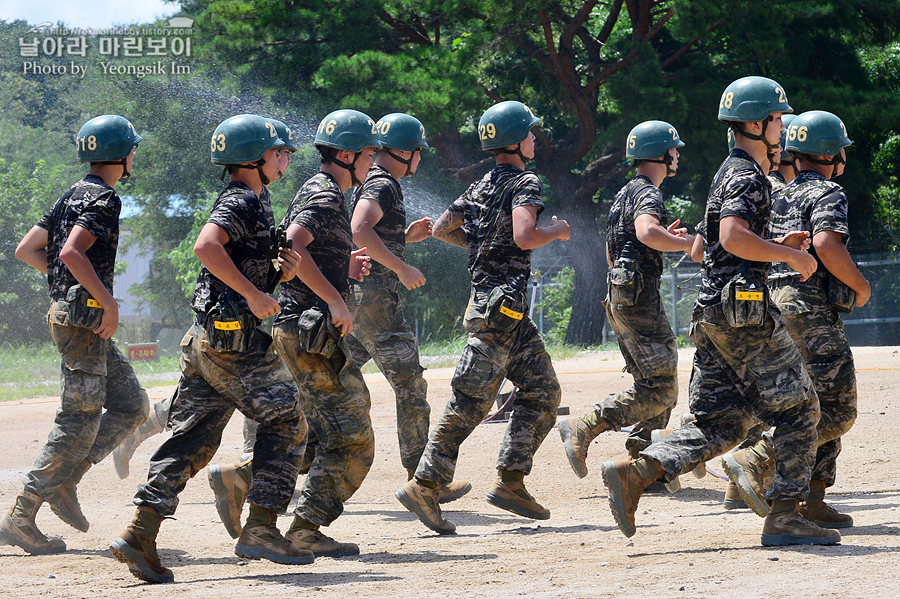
{"left": 298, "top": 304, "right": 341, "bottom": 358}
{"left": 826, "top": 273, "right": 855, "bottom": 315}
{"left": 484, "top": 283, "right": 527, "bottom": 333}
{"left": 607, "top": 267, "right": 643, "bottom": 307}
{"left": 722, "top": 270, "right": 768, "bottom": 328}
{"left": 205, "top": 295, "right": 258, "bottom": 353}
{"left": 65, "top": 284, "right": 104, "bottom": 330}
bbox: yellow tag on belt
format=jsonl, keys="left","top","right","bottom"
{"left": 735, "top": 291, "right": 764, "bottom": 301}
{"left": 214, "top": 320, "right": 242, "bottom": 330}
{"left": 499, "top": 306, "right": 524, "bottom": 320}
{"left": 86, "top": 299, "right": 102, "bottom": 308}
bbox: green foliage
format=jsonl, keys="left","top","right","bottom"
{"left": 537, "top": 267, "right": 575, "bottom": 345}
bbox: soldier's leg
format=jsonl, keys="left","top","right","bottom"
{"left": 113, "top": 393, "right": 172, "bottom": 479}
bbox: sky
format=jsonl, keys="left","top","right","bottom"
{"left": 0, "top": 0, "right": 177, "bottom": 29}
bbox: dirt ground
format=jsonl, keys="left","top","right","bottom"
{"left": 1, "top": 346, "right": 898, "bottom": 599}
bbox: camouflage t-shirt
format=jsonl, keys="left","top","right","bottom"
{"left": 448, "top": 163, "right": 544, "bottom": 289}
{"left": 769, "top": 170, "right": 849, "bottom": 277}
{"left": 191, "top": 182, "right": 275, "bottom": 315}
{"left": 606, "top": 175, "right": 669, "bottom": 281}
{"left": 768, "top": 171, "right": 787, "bottom": 196}
{"left": 38, "top": 174, "right": 120, "bottom": 301}
{"left": 275, "top": 172, "right": 352, "bottom": 323}
{"left": 696, "top": 149, "right": 772, "bottom": 311}
{"left": 349, "top": 165, "right": 405, "bottom": 282}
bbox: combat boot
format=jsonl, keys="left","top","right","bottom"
{"left": 723, "top": 481, "right": 748, "bottom": 510}
{"left": 208, "top": 455, "right": 253, "bottom": 539}
{"left": 395, "top": 479, "right": 456, "bottom": 535}
{"left": 557, "top": 414, "right": 609, "bottom": 478}
{"left": 485, "top": 470, "right": 550, "bottom": 520}
{"left": 109, "top": 506, "right": 174, "bottom": 583}
{"left": 601, "top": 457, "right": 664, "bottom": 538}
{"left": 799, "top": 480, "right": 853, "bottom": 529}
{"left": 0, "top": 490, "right": 66, "bottom": 555}
{"left": 407, "top": 468, "right": 472, "bottom": 504}
{"left": 235, "top": 508, "right": 315, "bottom": 564}
{"left": 113, "top": 398, "right": 168, "bottom": 479}
{"left": 46, "top": 458, "right": 91, "bottom": 532}
{"left": 721, "top": 439, "right": 775, "bottom": 517}
{"left": 286, "top": 517, "right": 359, "bottom": 558}
{"left": 761, "top": 499, "right": 841, "bottom": 546}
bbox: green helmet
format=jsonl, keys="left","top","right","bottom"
{"left": 76, "top": 115, "right": 142, "bottom": 162}
{"left": 625, "top": 121, "right": 684, "bottom": 160}
{"left": 779, "top": 114, "right": 796, "bottom": 157}
{"left": 377, "top": 113, "right": 428, "bottom": 151}
{"left": 211, "top": 114, "right": 284, "bottom": 165}
{"left": 718, "top": 76, "right": 792, "bottom": 122}
{"left": 314, "top": 109, "right": 381, "bottom": 153}
{"left": 267, "top": 118, "right": 297, "bottom": 152}
{"left": 784, "top": 110, "right": 852, "bottom": 156}
{"left": 478, "top": 101, "right": 541, "bottom": 150}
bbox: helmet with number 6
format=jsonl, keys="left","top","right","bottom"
{"left": 76, "top": 115, "right": 142, "bottom": 163}
{"left": 784, "top": 111, "right": 852, "bottom": 157}
{"left": 314, "top": 109, "right": 381, "bottom": 153}
{"left": 478, "top": 101, "right": 541, "bottom": 151}
{"left": 211, "top": 114, "right": 284, "bottom": 165}
{"left": 625, "top": 121, "right": 684, "bottom": 160}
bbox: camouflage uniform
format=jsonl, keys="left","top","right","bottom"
{"left": 344, "top": 165, "right": 429, "bottom": 470}
{"left": 642, "top": 149, "right": 820, "bottom": 502}
{"left": 25, "top": 175, "right": 149, "bottom": 499}
{"left": 134, "top": 182, "right": 305, "bottom": 516}
{"left": 596, "top": 176, "right": 678, "bottom": 457}
{"left": 768, "top": 170, "right": 856, "bottom": 486}
{"left": 768, "top": 171, "right": 787, "bottom": 196}
{"left": 273, "top": 172, "right": 374, "bottom": 527}
{"left": 415, "top": 164, "right": 561, "bottom": 484}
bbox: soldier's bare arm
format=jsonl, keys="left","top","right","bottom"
{"left": 690, "top": 234, "right": 704, "bottom": 263}
{"left": 351, "top": 197, "right": 426, "bottom": 289}
{"left": 512, "top": 205, "right": 569, "bottom": 250}
{"left": 814, "top": 230, "right": 871, "bottom": 306}
{"left": 634, "top": 214, "right": 694, "bottom": 253}
{"left": 287, "top": 223, "right": 353, "bottom": 334}
{"left": 433, "top": 209, "right": 467, "bottom": 248}
{"left": 15, "top": 225, "right": 49, "bottom": 274}
{"left": 720, "top": 215, "right": 817, "bottom": 281}
{"left": 61, "top": 224, "right": 120, "bottom": 338}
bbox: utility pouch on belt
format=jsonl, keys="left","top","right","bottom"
{"left": 607, "top": 267, "right": 643, "bottom": 307}
{"left": 205, "top": 294, "right": 258, "bottom": 353}
{"left": 722, "top": 270, "right": 768, "bottom": 328}
{"left": 298, "top": 304, "right": 342, "bottom": 358}
{"left": 485, "top": 276, "right": 527, "bottom": 333}
{"left": 826, "top": 273, "right": 855, "bottom": 315}
{"left": 65, "top": 284, "right": 104, "bottom": 330}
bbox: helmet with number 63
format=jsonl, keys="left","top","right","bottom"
{"left": 76, "top": 115, "right": 142, "bottom": 162}
{"left": 478, "top": 101, "right": 541, "bottom": 150}
{"left": 377, "top": 113, "right": 428, "bottom": 152}
{"left": 784, "top": 110, "right": 852, "bottom": 157}
{"left": 314, "top": 109, "right": 381, "bottom": 153}
{"left": 211, "top": 114, "right": 284, "bottom": 165}
{"left": 625, "top": 121, "right": 685, "bottom": 160}
{"left": 718, "top": 76, "right": 792, "bottom": 122}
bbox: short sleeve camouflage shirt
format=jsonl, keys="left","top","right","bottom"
{"left": 448, "top": 164, "right": 543, "bottom": 288}
{"left": 696, "top": 149, "right": 772, "bottom": 311}
{"left": 606, "top": 175, "right": 669, "bottom": 281}
{"left": 275, "top": 172, "right": 352, "bottom": 322}
{"left": 349, "top": 165, "right": 405, "bottom": 281}
{"left": 38, "top": 174, "right": 120, "bottom": 301}
{"left": 191, "top": 182, "right": 275, "bottom": 315}
{"left": 767, "top": 171, "right": 787, "bottom": 196}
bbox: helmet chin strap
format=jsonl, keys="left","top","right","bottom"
{"left": 385, "top": 149, "right": 418, "bottom": 177}
{"left": 329, "top": 149, "right": 363, "bottom": 186}
{"left": 803, "top": 152, "right": 845, "bottom": 178}
{"left": 497, "top": 143, "right": 529, "bottom": 165}
{"left": 644, "top": 152, "right": 675, "bottom": 177}
{"left": 233, "top": 159, "right": 271, "bottom": 185}
{"left": 781, "top": 155, "right": 799, "bottom": 178}
{"left": 732, "top": 118, "right": 780, "bottom": 172}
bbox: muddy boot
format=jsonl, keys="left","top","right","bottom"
{"left": 799, "top": 479, "right": 853, "bottom": 529}
{"left": 109, "top": 506, "right": 174, "bottom": 583}
{"left": 235, "top": 506, "right": 314, "bottom": 564}
{"left": 208, "top": 455, "right": 253, "bottom": 539}
{"left": 46, "top": 458, "right": 91, "bottom": 532}
{"left": 723, "top": 481, "right": 748, "bottom": 510}
{"left": 557, "top": 413, "right": 609, "bottom": 479}
{"left": 761, "top": 499, "right": 841, "bottom": 546}
{"left": 601, "top": 457, "right": 664, "bottom": 538}
{"left": 113, "top": 398, "right": 169, "bottom": 479}
{"left": 721, "top": 439, "right": 775, "bottom": 517}
{"left": 0, "top": 491, "right": 66, "bottom": 555}
{"left": 396, "top": 479, "right": 456, "bottom": 535}
{"left": 486, "top": 470, "right": 550, "bottom": 520}
{"left": 286, "top": 517, "right": 359, "bottom": 558}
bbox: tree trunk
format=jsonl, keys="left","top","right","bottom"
{"left": 564, "top": 217, "right": 607, "bottom": 346}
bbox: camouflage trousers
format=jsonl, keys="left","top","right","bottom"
{"left": 273, "top": 319, "right": 374, "bottom": 527}
{"left": 346, "top": 282, "right": 429, "bottom": 470}
{"left": 642, "top": 303, "right": 821, "bottom": 501}
{"left": 773, "top": 283, "right": 857, "bottom": 486}
{"left": 135, "top": 322, "right": 305, "bottom": 516}
{"left": 24, "top": 307, "right": 150, "bottom": 498}
{"left": 415, "top": 293, "right": 561, "bottom": 485}
{"left": 598, "top": 282, "right": 678, "bottom": 457}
